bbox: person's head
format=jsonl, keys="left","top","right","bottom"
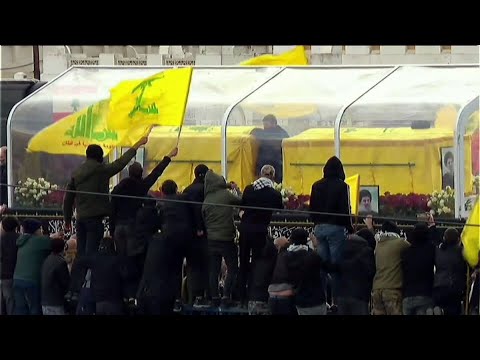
{"left": 98, "top": 237, "right": 116, "bottom": 255}
{"left": 381, "top": 220, "right": 401, "bottom": 236}
{"left": 161, "top": 180, "right": 178, "bottom": 195}
{"left": 194, "top": 164, "right": 209, "bottom": 180}
{"left": 443, "top": 227, "right": 460, "bottom": 246}
{"left": 409, "top": 222, "right": 429, "bottom": 244}
{"left": 0, "top": 146, "right": 7, "bottom": 166}
{"left": 359, "top": 189, "right": 372, "bottom": 211}
{"left": 356, "top": 228, "right": 376, "bottom": 248}
{"left": 86, "top": 144, "right": 104, "bottom": 163}
{"left": 260, "top": 164, "right": 275, "bottom": 181}
{"left": 0, "top": 216, "right": 19, "bottom": 234}
{"left": 51, "top": 237, "right": 66, "bottom": 255}
{"left": 289, "top": 228, "right": 309, "bottom": 245}
{"left": 444, "top": 151, "right": 454, "bottom": 174}
{"left": 128, "top": 161, "right": 143, "bottom": 179}
{"left": 21, "top": 218, "right": 43, "bottom": 235}
{"left": 323, "top": 156, "right": 346, "bottom": 181}
{"left": 262, "top": 114, "right": 277, "bottom": 130}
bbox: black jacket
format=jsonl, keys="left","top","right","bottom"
{"left": 134, "top": 201, "right": 161, "bottom": 254}
{"left": 337, "top": 235, "right": 376, "bottom": 302}
{"left": 77, "top": 253, "right": 137, "bottom": 303}
{"left": 41, "top": 254, "right": 71, "bottom": 306}
{"left": 0, "top": 164, "right": 7, "bottom": 206}
{"left": 253, "top": 126, "right": 289, "bottom": 182}
{"left": 157, "top": 193, "right": 195, "bottom": 238}
{"left": 401, "top": 240, "right": 435, "bottom": 298}
{"left": 309, "top": 156, "right": 353, "bottom": 232}
{"left": 111, "top": 156, "right": 171, "bottom": 227}
{"left": 240, "top": 184, "right": 283, "bottom": 233}
{"left": 183, "top": 177, "right": 206, "bottom": 232}
{"left": 1, "top": 232, "right": 18, "bottom": 280}
{"left": 434, "top": 242, "right": 467, "bottom": 295}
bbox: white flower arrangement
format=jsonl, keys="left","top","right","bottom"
{"left": 427, "top": 186, "right": 455, "bottom": 217}
{"left": 14, "top": 177, "right": 59, "bottom": 207}
{"left": 274, "top": 182, "right": 296, "bottom": 204}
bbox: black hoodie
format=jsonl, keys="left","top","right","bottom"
{"left": 183, "top": 176, "right": 206, "bottom": 233}
{"left": 309, "top": 156, "right": 353, "bottom": 232}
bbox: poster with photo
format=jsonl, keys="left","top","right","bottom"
{"left": 440, "top": 147, "right": 455, "bottom": 190}
{"left": 358, "top": 185, "right": 379, "bottom": 215}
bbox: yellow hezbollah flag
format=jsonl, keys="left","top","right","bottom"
{"left": 462, "top": 198, "right": 480, "bottom": 268}
{"left": 27, "top": 100, "right": 128, "bottom": 156}
{"left": 241, "top": 46, "right": 308, "bottom": 66}
{"left": 107, "top": 67, "right": 193, "bottom": 130}
{"left": 345, "top": 174, "right": 360, "bottom": 215}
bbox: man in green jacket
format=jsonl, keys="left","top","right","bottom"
{"left": 202, "top": 170, "right": 241, "bottom": 307}
{"left": 63, "top": 131, "right": 151, "bottom": 298}
{"left": 13, "top": 219, "right": 58, "bottom": 315}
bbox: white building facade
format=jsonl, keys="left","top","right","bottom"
{"left": 0, "top": 45, "right": 478, "bottom": 80}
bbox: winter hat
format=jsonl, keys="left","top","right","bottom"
{"left": 22, "top": 218, "right": 42, "bottom": 234}
{"left": 194, "top": 164, "right": 209, "bottom": 179}
{"left": 381, "top": 221, "right": 401, "bottom": 235}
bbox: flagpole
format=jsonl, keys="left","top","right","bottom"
{"left": 176, "top": 67, "right": 194, "bottom": 147}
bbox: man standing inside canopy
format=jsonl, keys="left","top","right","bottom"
{"left": 252, "top": 114, "right": 289, "bottom": 184}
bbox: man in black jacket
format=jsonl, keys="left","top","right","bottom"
{"left": 64, "top": 132, "right": 151, "bottom": 300}
{"left": 111, "top": 147, "right": 177, "bottom": 263}
{"left": 252, "top": 114, "right": 289, "bottom": 184}
{"left": 336, "top": 234, "right": 375, "bottom": 315}
{"left": 0, "top": 146, "right": 8, "bottom": 213}
{"left": 183, "top": 164, "right": 209, "bottom": 305}
{"left": 137, "top": 180, "right": 195, "bottom": 315}
{"left": 401, "top": 223, "right": 435, "bottom": 315}
{"left": 238, "top": 164, "right": 283, "bottom": 306}
{"left": 0, "top": 216, "right": 19, "bottom": 315}
{"left": 309, "top": 156, "right": 353, "bottom": 302}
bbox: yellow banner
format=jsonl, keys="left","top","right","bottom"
{"left": 107, "top": 67, "right": 193, "bottom": 130}
{"left": 462, "top": 198, "right": 480, "bottom": 268}
{"left": 241, "top": 46, "right": 308, "bottom": 66}
{"left": 346, "top": 174, "right": 360, "bottom": 215}
{"left": 27, "top": 100, "right": 125, "bottom": 156}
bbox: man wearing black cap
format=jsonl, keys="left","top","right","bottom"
{"left": 183, "top": 164, "right": 209, "bottom": 306}
{"left": 63, "top": 130, "right": 152, "bottom": 300}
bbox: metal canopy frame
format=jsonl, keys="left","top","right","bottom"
{"left": 7, "top": 64, "right": 479, "bottom": 218}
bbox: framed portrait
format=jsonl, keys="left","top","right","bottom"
{"left": 358, "top": 185, "right": 380, "bottom": 215}
{"left": 119, "top": 147, "right": 145, "bottom": 181}
{"left": 440, "top": 147, "right": 455, "bottom": 190}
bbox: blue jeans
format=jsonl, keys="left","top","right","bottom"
{"left": 402, "top": 296, "right": 433, "bottom": 315}
{"left": 337, "top": 297, "right": 369, "bottom": 315}
{"left": 13, "top": 279, "right": 41, "bottom": 315}
{"left": 314, "top": 224, "right": 347, "bottom": 301}
{"left": 42, "top": 306, "right": 66, "bottom": 315}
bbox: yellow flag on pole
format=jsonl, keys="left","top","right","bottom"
{"left": 241, "top": 46, "right": 308, "bottom": 66}
{"left": 107, "top": 67, "right": 193, "bottom": 130}
{"left": 462, "top": 198, "right": 480, "bottom": 268}
{"left": 346, "top": 174, "right": 360, "bottom": 215}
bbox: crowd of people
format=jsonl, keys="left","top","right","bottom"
{"left": 0, "top": 128, "right": 479, "bottom": 316}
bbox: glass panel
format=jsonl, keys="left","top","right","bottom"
{"left": 341, "top": 66, "right": 480, "bottom": 220}
{"left": 9, "top": 66, "right": 279, "bottom": 209}
{"left": 228, "top": 67, "right": 394, "bottom": 209}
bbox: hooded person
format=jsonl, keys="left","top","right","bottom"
{"left": 202, "top": 170, "right": 242, "bottom": 307}
{"left": 371, "top": 221, "right": 410, "bottom": 315}
{"left": 237, "top": 164, "right": 283, "bottom": 306}
{"left": 63, "top": 132, "right": 151, "bottom": 302}
{"left": 401, "top": 223, "right": 435, "bottom": 315}
{"left": 432, "top": 228, "right": 467, "bottom": 315}
{"left": 12, "top": 219, "right": 53, "bottom": 315}
{"left": 309, "top": 156, "right": 354, "bottom": 305}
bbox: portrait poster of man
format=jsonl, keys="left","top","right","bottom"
{"left": 358, "top": 185, "right": 379, "bottom": 216}
{"left": 441, "top": 147, "right": 455, "bottom": 190}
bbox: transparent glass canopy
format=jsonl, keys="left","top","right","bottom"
{"left": 7, "top": 65, "right": 479, "bottom": 219}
